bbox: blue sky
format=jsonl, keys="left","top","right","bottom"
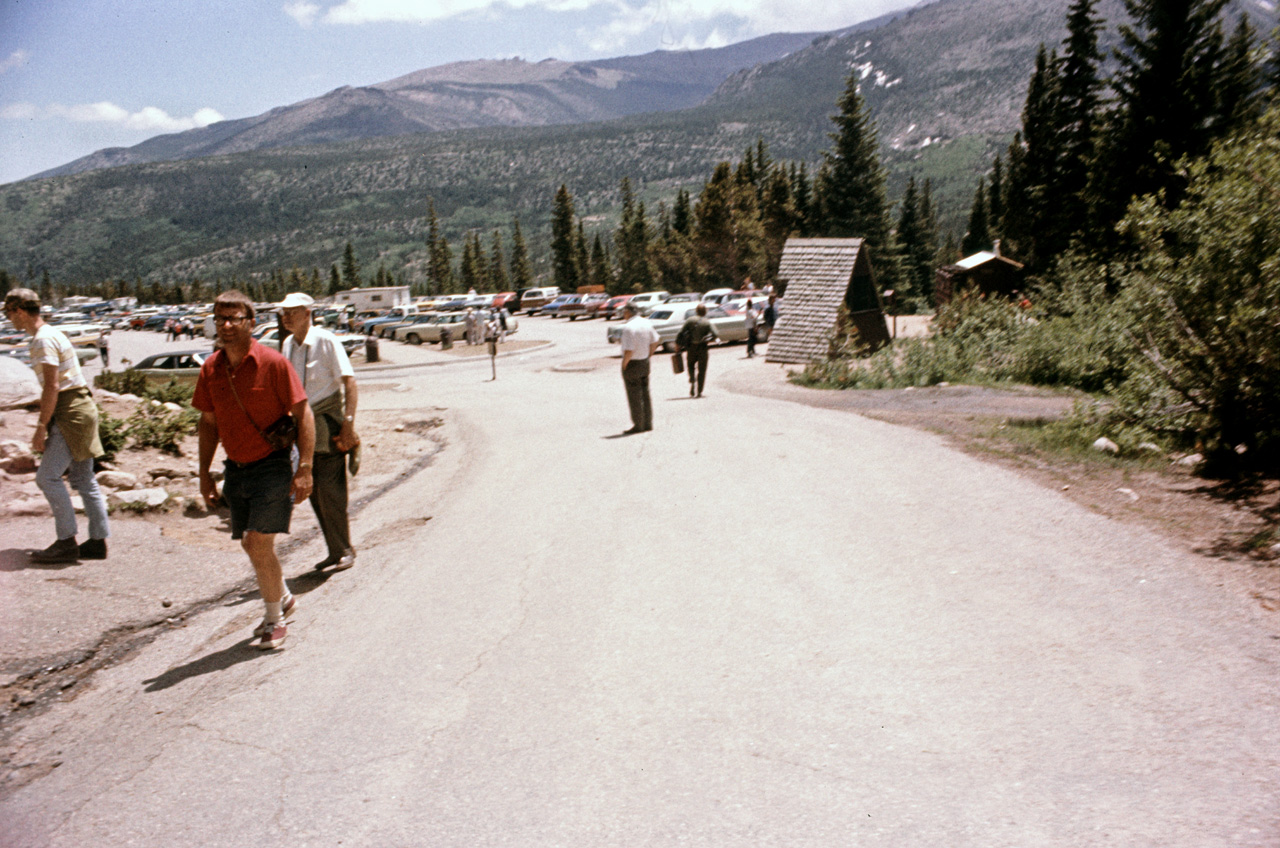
{"left": 0, "top": 0, "right": 916, "bottom": 185}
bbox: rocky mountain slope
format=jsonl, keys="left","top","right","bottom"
{"left": 32, "top": 32, "right": 838, "bottom": 180}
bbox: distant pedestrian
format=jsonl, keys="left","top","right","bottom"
{"left": 97, "top": 329, "right": 110, "bottom": 368}
{"left": 5, "top": 288, "right": 111, "bottom": 563}
{"left": 619, "top": 301, "right": 659, "bottom": 434}
{"left": 195, "top": 290, "right": 315, "bottom": 650}
{"left": 279, "top": 292, "right": 360, "bottom": 573}
{"left": 744, "top": 299, "right": 759, "bottom": 358}
{"left": 675, "top": 302, "right": 715, "bottom": 398}
{"left": 464, "top": 308, "right": 477, "bottom": 345}
{"left": 763, "top": 293, "right": 779, "bottom": 340}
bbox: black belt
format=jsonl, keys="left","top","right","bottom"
{"left": 224, "top": 449, "right": 290, "bottom": 470}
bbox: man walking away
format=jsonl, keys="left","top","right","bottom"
{"left": 763, "top": 293, "right": 779, "bottom": 340}
{"left": 619, "top": 301, "right": 660, "bottom": 433}
{"left": 195, "top": 290, "right": 315, "bottom": 650}
{"left": 675, "top": 303, "right": 715, "bottom": 398}
{"left": 6, "top": 288, "right": 111, "bottom": 563}
{"left": 279, "top": 292, "right": 361, "bottom": 573}
{"left": 744, "top": 298, "right": 759, "bottom": 358}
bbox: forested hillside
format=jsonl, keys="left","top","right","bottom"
{"left": 0, "top": 0, "right": 1272, "bottom": 293}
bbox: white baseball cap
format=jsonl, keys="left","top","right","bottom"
{"left": 278, "top": 292, "right": 314, "bottom": 308}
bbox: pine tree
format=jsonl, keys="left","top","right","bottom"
{"left": 962, "top": 178, "right": 991, "bottom": 256}
{"left": 572, "top": 223, "right": 591, "bottom": 292}
{"left": 1056, "top": 0, "right": 1104, "bottom": 244}
{"left": 426, "top": 201, "right": 454, "bottom": 295}
{"left": 896, "top": 176, "right": 933, "bottom": 309}
{"left": 1214, "top": 16, "right": 1264, "bottom": 134}
{"left": 791, "top": 162, "right": 813, "bottom": 236}
{"left": 988, "top": 155, "right": 1005, "bottom": 237}
{"left": 589, "top": 233, "right": 613, "bottom": 292}
{"left": 672, "top": 189, "right": 692, "bottom": 236}
{"left": 341, "top": 242, "right": 361, "bottom": 288}
{"left": 550, "top": 184, "right": 579, "bottom": 292}
{"left": 615, "top": 178, "right": 653, "bottom": 292}
{"left": 1090, "top": 0, "right": 1231, "bottom": 233}
{"left": 817, "top": 71, "right": 890, "bottom": 247}
{"left": 489, "top": 230, "right": 508, "bottom": 292}
{"left": 509, "top": 218, "right": 533, "bottom": 291}
{"left": 695, "top": 161, "right": 767, "bottom": 289}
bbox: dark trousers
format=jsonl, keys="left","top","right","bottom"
{"left": 310, "top": 451, "right": 352, "bottom": 558}
{"left": 623, "top": 358, "right": 653, "bottom": 430}
{"left": 747, "top": 328, "right": 759, "bottom": 357}
{"left": 687, "top": 345, "right": 709, "bottom": 396}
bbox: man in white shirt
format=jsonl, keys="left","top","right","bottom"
{"left": 618, "top": 301, "right": 660, "bottom": 434}
{"left": 6, "top": 288, "right": 110, "bottom": 563}
{"left": 280, "top": 292, "right": 361, "bottom": 572}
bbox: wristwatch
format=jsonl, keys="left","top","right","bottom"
{"left": 343, "top": 415, "right": 354, "bottom": 422}
{"left": 299, "top": 461, "right": 313, "bottom": 470}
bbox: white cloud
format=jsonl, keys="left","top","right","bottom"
{"left": 6, "top": 101, "right": 225, "bottom": 132}
{"left": 296, "top": 0, "right": 909, "bottom": 32}
{"left": 284, "top": 1, "right": 322, "bottom": 27}
{"left": 0, "top": 50, "right": 30, "bottom": 75}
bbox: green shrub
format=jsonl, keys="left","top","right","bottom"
{"left": 97, "top": 409, "right": 127, "bottom": 463}
{"left": 125, "top": 404, "right": 199, "bottom": 455}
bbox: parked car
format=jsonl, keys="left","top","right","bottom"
{"left": 517, "top": 286, "right": 559, "bottom": 314}
{"left": 131, "top": 350, "right": 210, "bottom": 383}
{"left": 582, "top": 293, "right": 613, "bottom": 319}
{"left": 665, "top": 292, "right": 701, "bottom": 303}
{"left": 396, "top": 313, "right": 468, "bottom": 344}
{"left": 558, "top": 293, "right": 608, "bottom": 321}
{"left": 607, "top": 303, "right": 706, "bottom": 351}
{"left": 703, "top": 303, "right": 773, "bottom": 344}
{"left": 254, "top": 327, "right": 363, "bottom": 355}
{"left": 601, "top": 294, "right": 634, "bottom": 321}
{"left": 628, "top": 291, "right": 670, "bottom": 315}
{"left": 537, "top": 293, "right": 578, "bottom": 318}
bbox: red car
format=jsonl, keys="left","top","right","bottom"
{"left": 601, "top": 294, "right": 634, "bottom": 321}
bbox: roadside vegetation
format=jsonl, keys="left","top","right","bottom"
{"left": 799, "top": 0, "right": 1280, "bottom": 479}
{"left": 93, "top": 370, "right": 197, "bottom": 460}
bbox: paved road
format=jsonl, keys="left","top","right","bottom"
{"left": 3, "top": 316, "right": 1278, "bottom": 846}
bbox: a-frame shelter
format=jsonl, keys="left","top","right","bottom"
{"left": 765, "top": 237, "right": 890, "bottom": 365}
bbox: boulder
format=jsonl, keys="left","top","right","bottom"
{"left": 6, "top": 498, "right": 51, "bottom": 516}
{"left": 0, "top": 439, "right": 29, "bottom": 459}
{"left": 1, "top": 453, "right": 38, "bottom": 474}
{"left": 1176, "top": 453, "right": 1204, "bottom": 468}
{"left": 1092, "top": 437, "right": 1120, "bottom": 455}
{"left": 109, "top": 488, "right": 169, "bottom": 508}
{"left": 162, "top": 402, "right": 184, "bottom": 414}
{"left": 96, "top": 470, "right": 139, "bottom": 490}
{"left": 0, "top": 356, "right": 40, "bottom": 409}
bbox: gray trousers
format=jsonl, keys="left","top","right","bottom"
{"left": 310, "top": 451, "right": 352, "bottom": 558}
{"left": 687, "top": 345, "right": 709, "bottom": 396}
{"left": 623, "top": 358, "right": 652, "bottom": 430}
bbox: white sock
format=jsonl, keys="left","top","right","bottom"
{"left": 264, "top": 601, "right": 283, "bottom": 623}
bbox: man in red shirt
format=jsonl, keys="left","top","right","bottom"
{"left": 194, "top": 290, "right": 315, "bottom": 650}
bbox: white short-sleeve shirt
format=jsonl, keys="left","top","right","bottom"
{"left": 619, "top": 316, "right": 659, "bottom": 360}
{"left": 282, "top": 325, "right": 354, "bottom": 405}
{"left": 29, "top": 324, "right": 86, "bottom": 392}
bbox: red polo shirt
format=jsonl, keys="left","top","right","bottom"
{"left": 192, "top": 340, "right": 307, "bottom": 464}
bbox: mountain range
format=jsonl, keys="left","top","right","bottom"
{"left": 4, "top": 0, "right": 1275, "bottom": 288}
{"left": 33, "top": 20, "right": 902, "bottom": 181}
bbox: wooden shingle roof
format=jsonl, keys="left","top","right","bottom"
{"left": 766, "top": 237, "right": 887, "bottom": 364}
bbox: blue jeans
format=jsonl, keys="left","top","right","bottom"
{"left": 36, "top": 423, "right": 110, "bottom": 542}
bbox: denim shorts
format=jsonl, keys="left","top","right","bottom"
{"left": 222, "top": 450, "right": 294, "bottom": 539}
